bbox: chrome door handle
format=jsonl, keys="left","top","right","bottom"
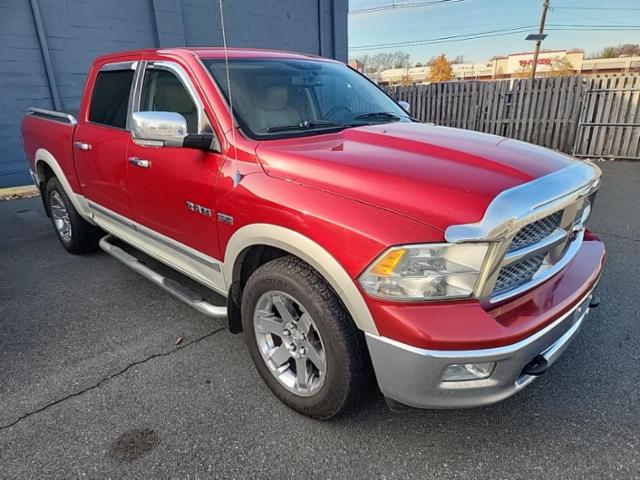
{"left": 128, "top": 156, "right": 151, "bottom": 168}
{"left": 74, "top": 141, "right": 91, "bottom": 151}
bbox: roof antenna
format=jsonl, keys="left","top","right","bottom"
{"left": 218, "top": 0, "right": 242, "bottom": 188}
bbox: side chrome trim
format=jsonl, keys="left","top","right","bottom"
{"left": 88, "top": 201, "right": 222, "bottom": 272}
{"left": 445, "top": 162, "right": 601, "bottom": 243}
{"left": 27, "top": 107, "right": 77, "bottom": 125}
{"left": 87, "top": 201, "right": 226, "bottom": 296}
{"left": 100, "top": 235, "right": 226, "bottom": 318}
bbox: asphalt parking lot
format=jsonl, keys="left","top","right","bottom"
{"left": 1, "top": 161, "right": 639, "bottom": 479}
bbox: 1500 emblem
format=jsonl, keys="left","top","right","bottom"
{"left": 186, "top": 201, "right": 212, "bottom": 217}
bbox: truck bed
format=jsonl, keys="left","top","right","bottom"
{"left": 22, "top": 108, "right": 80, "bottom": 191}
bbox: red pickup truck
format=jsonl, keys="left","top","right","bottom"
{"left": 22, "top": 48, "right": 604, "bottom": 419}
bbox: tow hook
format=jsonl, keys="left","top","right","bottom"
{"left": 589, "top": 295, "right": 601, "bottom": 308}
{"left": 522, "top": 354, "right": 549, "bottom": 376}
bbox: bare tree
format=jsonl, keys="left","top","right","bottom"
{"left": 588, "top": 43, "right": 640, "bottom": 59}
{"left": 351, "top": 51, "right": 412, "bottom": 73}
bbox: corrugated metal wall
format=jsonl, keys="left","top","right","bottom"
{"left": 0, "top": 0, "right": 347, "bottom": 187}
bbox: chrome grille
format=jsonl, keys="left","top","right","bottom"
{"left": 491, "top": 208, "right": 570, "bottom": 299}
{"left": 509, "top": 211, "right": 562, "bottom": 251}
{"left": 444, "top": 163, "right": 601, "bottom": 304}
{"left": 493, "top": 254, "right": 546, "bottom": 294}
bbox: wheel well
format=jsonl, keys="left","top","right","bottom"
{"left": 35, "top": 161, "right": 56, "bottom": 216}
{"left": 36, "top": 161, "right": 55, "bottom": 185}
{"left": 227, "top": 244, "right": 288, "bottom": 334}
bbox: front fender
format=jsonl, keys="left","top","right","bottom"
{"left": 223, "top": 223, "right": 379, "bottom": 334}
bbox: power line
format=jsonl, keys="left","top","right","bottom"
{"left": 350, "top": 25, "right": 536, "bottom": 51}
{"left": 547, "top": 23, "right": 640, "bottom": 30}
{"left": 349, "top": 24, "right": 640, "bottom": 51}
{"left": 548, "top": 26, "right": 640, "bottom": 31}
{"left": 355, "top": 21, "right": 537, "bottom": 38}
{"left": 350, "top": 0, "right": 466, "bottom": 15}
{"left": 352, "top": 23, "right": 640, "bottom": 44}
{"left": 552, "top": 6, "right": 640, "bottom": 11}
{"left": 550, "top": 8, "right": 639, "bottom": 25}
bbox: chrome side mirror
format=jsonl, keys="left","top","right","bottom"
{"left": 398, "top": 101, "right": 410, "bottom": 114}
{"left": 131, "top": 111, "right": 220, "bottom": 151}
{"left": 131, "top": 111, "right": 187, "bottom": 147}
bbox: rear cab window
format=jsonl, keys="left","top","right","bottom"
{"left": 89, "top": 68, "right": 135, "bottom": 129}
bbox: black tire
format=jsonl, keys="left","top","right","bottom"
{"left": 45, "top": 177, "right": 102, "bottom": 254}
{"left": 241, "top": 255, "right": 372, "bottom": 420}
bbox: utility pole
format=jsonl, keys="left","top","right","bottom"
{"left": 531, "top": 0, "right": 550, "bottom": 79}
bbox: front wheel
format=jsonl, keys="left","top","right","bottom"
{"left": 45, "top": 177, "right": 102, "bottom": 254}
{"left": 241, "top": 256, "right": 372, "bottom": 419}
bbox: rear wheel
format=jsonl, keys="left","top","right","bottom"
{"left": 45, "top": 177, "right": 102, "bottom": 254}
{"left": 241, "top": 255, "right": 371, "bottom": 419}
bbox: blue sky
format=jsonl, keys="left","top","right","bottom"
{"left": 348, "top": 0, "right": 640, "bottom": 63}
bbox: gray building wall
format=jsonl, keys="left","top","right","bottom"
{"left": 0, "top": 0, "right": 347, "bottom": 187}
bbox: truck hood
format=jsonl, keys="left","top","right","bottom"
{"left": 255, "top": 122, "right": 575, "bottom": 233}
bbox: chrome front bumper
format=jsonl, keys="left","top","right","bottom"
{"left": 366, "top": 288, "right": 598, "bottom": 409}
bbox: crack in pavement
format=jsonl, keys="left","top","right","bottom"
{"left": 0, "top": 326, "right": 227, "bottom": 431}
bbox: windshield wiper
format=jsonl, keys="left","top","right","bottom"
{"left": 353, "top": 111, "right": 403, "bottom": 122}
{"left": 266, "top": 120, "right": 344, "bottom": 133}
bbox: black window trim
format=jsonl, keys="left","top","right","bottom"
{"left": 87, "top": 61, "right": 138, "bottom": 131}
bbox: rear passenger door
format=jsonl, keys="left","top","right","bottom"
{"left": 74, "top": 62, "right": 136, "bottom": 218}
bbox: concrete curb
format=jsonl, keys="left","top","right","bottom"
{"left": 0, "top": 185, "right": 39, "bottom": 201}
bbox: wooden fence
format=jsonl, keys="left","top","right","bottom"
{"left": 573, "top": 75, "right": 640, "bottom": 160}
{"left": 387, "top": 74, "right": 640, "bottom": 160}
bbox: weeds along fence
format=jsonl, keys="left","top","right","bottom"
{"left": 386, "top": 74, "right": 640, "bottom": 160}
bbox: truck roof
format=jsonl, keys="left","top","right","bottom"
{"left": 94, "top": 47, "right": 333, "bottom": 64}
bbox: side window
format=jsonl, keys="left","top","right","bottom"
{"left": 89, "top": 69, "right": 134, "bottom": 129}
{"left": 140, "top": 69, "right": 198, "bottom": 133}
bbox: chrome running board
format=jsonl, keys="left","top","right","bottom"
{"left": 99, "top": 235, "right": 227, "bottom": 318}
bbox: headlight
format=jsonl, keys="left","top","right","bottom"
{"left": 358, "top": 243, "right": 489, "bottom": 301}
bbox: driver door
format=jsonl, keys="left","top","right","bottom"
{"left": 127, "top": 60, "right": 224, "bottom": 260}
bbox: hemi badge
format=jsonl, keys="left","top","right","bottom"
{"left": 217, "top": 212, "right": 234, "bottom": 225}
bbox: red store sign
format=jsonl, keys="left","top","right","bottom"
{"left": 519, "top": 58, "right": 552, "bottom": 66}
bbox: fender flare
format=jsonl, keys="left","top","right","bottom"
{"left": 223, "top": 223, "right": 379, "bottom": 335}
{"left": 33, "top": 148, "right": 93, "bottom": 220}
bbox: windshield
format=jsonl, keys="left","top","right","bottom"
{"left": 203, "top": 58, "right": 410, "bottom": 139}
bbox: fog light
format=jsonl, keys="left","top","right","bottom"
{"left": 442, "top": 362, "right": 496, "bottom": 382}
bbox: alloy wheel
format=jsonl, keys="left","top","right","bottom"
{"left": 253, "top": 291, "right": 327, "bottom": 397}
{"left": 50, "top": 191, "right": 72, "bottom": 242}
